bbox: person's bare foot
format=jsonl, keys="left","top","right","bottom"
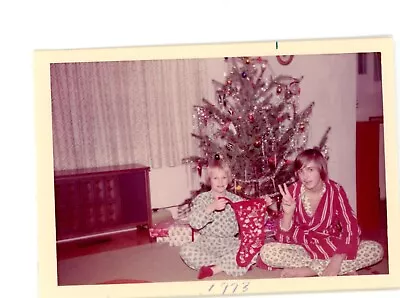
{"left": 281, "top": 267, "right": 317, "bottom": 278}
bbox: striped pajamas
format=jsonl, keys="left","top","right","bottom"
{"left": 260, "top": 179, "right": 384, "bottom": 275}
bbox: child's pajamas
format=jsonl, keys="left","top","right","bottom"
{"left": 179, "top": 190, "right": 256, "bottom": 277}
{"left": 260, "top": 240, "right": 383, "bottom": 275}
{"left": 259, "top": 179, "right": 384, "bottom": 275}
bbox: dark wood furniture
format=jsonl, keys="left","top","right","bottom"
{"left": 54, "top": 163, "right": 152, "bottom": 243}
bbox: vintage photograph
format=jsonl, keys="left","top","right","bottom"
{"left": 35, "top": 37, "right": 400, "bottom": 298}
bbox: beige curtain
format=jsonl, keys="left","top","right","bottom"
{"left": 50, "top": 59, "right": 208, "bottom": 170}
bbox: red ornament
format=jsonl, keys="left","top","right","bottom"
{"left": 284, "top": 89, "right": 292, "bottom": 100}
{"left": 254, "top": 138, "right": 262, "bottom": 148}
{"left": 277, "top": 55, "right": 294, "bottom": 65}
{"left": 221, "top": 122, "right": 230, "bottom": 133}
{"left": 248, "top": 113, "right": 255, "bottom": 122}
{"left": 197, "top": 164, "right": 202, "bottom": 176}
{"left": 268, "top": 155, "right": 278, "bottom": 168}
{"left": 276, "top": 85, "right": 282, "bottom": 94}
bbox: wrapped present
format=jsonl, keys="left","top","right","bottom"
{"left": 149, "top": 218, "right": 176, "bottom": 238}
{"left": 150, "top": 218, "right": 199, "bottom": 246}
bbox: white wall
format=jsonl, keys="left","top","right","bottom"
{"left": 149, "top": 54, "right": 358, "bottom": 215}
{"left": 267, "top": 54, "right": 357, "bottom": 210}
{"left": 356, "top": 53, "right": 383, "bottom": 121}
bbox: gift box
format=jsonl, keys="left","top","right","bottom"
{"left": 150, "top": 218, "right": 199, "bottom": 246}
{"left": 149, "top": 218, "right": 175, "bottom": 238}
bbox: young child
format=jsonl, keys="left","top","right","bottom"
{"left": 259, "top": 148, "right": 384, "bottom": 277}
{"left": 179, "top": 158, "right": 260, "bottom": 279}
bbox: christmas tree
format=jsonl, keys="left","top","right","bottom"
{"left": 182, "top": 56, "right": 330, "bottom": 201}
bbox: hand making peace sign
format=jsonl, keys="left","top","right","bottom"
{"left": 278, "top": 183, "right": 296, "bottom": 215}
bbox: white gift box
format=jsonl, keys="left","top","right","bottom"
{"left": 152, "top": 219, "right": 199, "bottom": 246}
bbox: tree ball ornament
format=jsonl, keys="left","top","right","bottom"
{"left": 276, "top": 85, "right": 282, "bottom": 94}
{"left": 245, "top": 58, "right": 251, "bottom": 64}
{"left": 299, "top": 123, "right": 306, "bottom": 132}
{"left": 214, "top": 153, "right": 221, "bottom": 160}
{"left": 289, "top": 81, "right": 301, "bottom": 95}
{"left": 241, "top": 71, "right": 247, "bottom": 78}
{"left": 254, "top": 138, "right": 262, "bottom": 148}
{"left": 284, "top": 89, "right": 293, "bottom": 100}
{"left": 221, "top": 122, "right": 230, "bottom": 133}
{"left": 226, "top": 79, "right": 232, "bottom": 85}
{"left": 248, "top": 113, "right": 255, "bottom": 122}
{"left": 197, "top": 164, "right": 202, "bottom": 176}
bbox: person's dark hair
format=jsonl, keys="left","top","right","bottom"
{"left": 293, "top": 148, "right": 328, "bottom": 180}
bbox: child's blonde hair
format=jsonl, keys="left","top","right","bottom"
{"left": 205, "top": 158, "right": 233, "bottom": 186}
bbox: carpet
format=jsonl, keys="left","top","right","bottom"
{"left": 57, "top": 242, "right": 388, "bottom": 286}
{"left": 98, "top": 279, "right": 151, "bottom": 284}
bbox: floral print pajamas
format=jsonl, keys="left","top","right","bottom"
{"left": 179, "top": 191, "right": 256, "bottom": 277}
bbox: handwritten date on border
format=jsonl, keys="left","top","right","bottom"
{"left": 207, "top": 281, "right": 250, "bottom": 295}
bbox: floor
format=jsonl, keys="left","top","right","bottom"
{"left": 56, "top": 200, "right": 389, "bottom": 263}
{"left": 56, "top": 201, "right": 388, "bottom": 286}
{"left": 56, "top": 228, "right": 151, "bottom": 261}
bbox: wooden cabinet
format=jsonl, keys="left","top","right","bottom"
{"left": 54, "top": 163, "right": 152, "bottom": 242}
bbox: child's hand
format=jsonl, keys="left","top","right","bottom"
{"left": 213, "top": 197, "right": 228, "bottom": 211}
{"left": 262, "top": 194, "right": 273, "bottom": 207}
{"left": 279, "top": 183, "right": 296, "bottom": 215}
{"left": 206, "top": 197, "right": 228, "bottom": 213}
